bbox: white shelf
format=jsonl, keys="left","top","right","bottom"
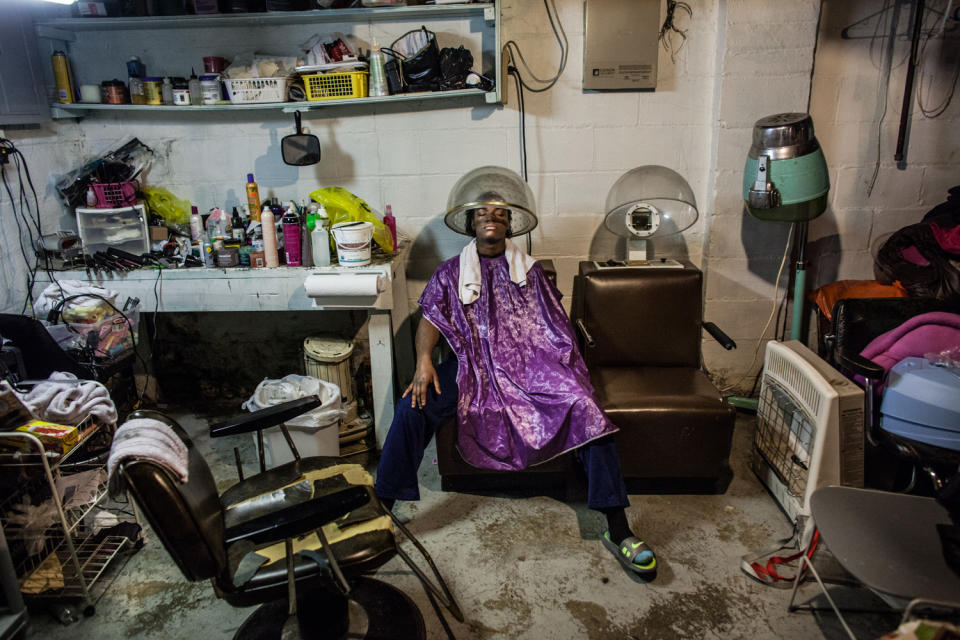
{"left": 49, "top": 87, "right": 496, "bottom": 118}
{"left": 35, "top": 3, "right": 494, "bottom": 34}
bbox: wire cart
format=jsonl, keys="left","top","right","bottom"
{"left": 0, "top": 409, "right": 139, "bottom": 623}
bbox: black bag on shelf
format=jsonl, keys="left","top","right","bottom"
{"left": 382, "top": 26, "right": 443, "bottom": 93}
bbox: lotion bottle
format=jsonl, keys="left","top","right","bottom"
{"left": 189, "top": 205, "right": 202, "bottom": 243}
{"left": 311, "top": 204, "right": 331, "bottom": 267}
{"left": 261, "top": 206, "right": 279, "bottom": 267}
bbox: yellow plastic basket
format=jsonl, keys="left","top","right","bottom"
{"left": 303, "top": 72, "right": 369, "bottom": 101}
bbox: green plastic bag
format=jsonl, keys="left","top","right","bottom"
{"left": 142, "top": 186, "right": 191, "bottom": 227}
{"left": 309, "top": 187, "right": 393, "bottom": 253}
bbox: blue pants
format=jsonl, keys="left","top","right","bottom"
{"left": 374, "top": 356, "right": 630, "bottom": 510}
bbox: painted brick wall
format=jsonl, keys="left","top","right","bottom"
{"left": 2, "top": 0, "right": 958, "bottom": 395}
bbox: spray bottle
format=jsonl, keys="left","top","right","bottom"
{"left": 383, "top": 204, "right": 397, "bottom": 251}
{"left": 311, "top": 204, "right": 331, "bottom": 267}
{"left": 261, "top": 205, "right": 279, "bottom": 267}
{"left": 282, "top": 202, "right": 302, "bottom": 266}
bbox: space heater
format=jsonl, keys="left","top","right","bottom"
{"left": 752, "top": 340, "right": 865, "bottom": 548}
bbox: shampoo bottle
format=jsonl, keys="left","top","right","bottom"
{"left": 282, "top": 204, "right": 302, "bottom": 266}
{"left": 261, "top": 206, "right": 279, "bottom": 267}
{"left": 246, "top": 174, "right": 261, "bottom": 222}
{"left": 383, "top": 204, "right": 397, "bottom": 251}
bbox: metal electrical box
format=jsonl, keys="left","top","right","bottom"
{"left": 583, "top": 0, "right": 659, "bottom": 90}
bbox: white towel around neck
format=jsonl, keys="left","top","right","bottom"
{"left": 458, "top": 238, "right": 537, "bottom": 305}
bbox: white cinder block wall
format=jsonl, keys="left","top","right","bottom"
{"left": 1, "top": 0, "right": 958, "bottom": 393}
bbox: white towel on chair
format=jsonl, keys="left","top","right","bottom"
{"left": 106, "top": 418, "right": 188, "bottom": 497}
{"left": 458, "top": 239, "right": 537, "bottom": 305}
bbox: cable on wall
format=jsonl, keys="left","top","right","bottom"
{"left": 501, "top": 0, "right": 568, "bottom": 93}
{"left": 659, "top": 0, "right": 693, "bottom": 63}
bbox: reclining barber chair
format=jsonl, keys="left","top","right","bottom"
{"left": 117, "top": 398, "right": 461, "bottom": 640}
{"left": 571, "top": 261, "right": 737, "bottom": 492}
{"left": 824, "top": 297, "right": 960, "bottom": 493}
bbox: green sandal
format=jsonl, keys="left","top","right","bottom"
{"left": 602, "top": 531, "right": 657, "bottom": 576}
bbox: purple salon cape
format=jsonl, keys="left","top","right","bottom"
{"left": 419, "top": 252, "right": 618, "bottom": 471}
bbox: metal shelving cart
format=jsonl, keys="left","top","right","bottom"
{"left": 0, "top": 409, "right": 138, "bottom": 622}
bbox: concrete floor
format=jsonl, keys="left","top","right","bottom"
{"left": 25, "top": 413, "right": 902, "bottom": 639}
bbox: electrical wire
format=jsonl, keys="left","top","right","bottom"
{"left": 502, "top": 0, "right": 568, "bottom": 93}
{"left": 0, "top": 138, "right": 45, "bottom": 316}
{"left": 508, "top": 65, "right": 533, "bottom": 255}
{"left": 720, "top": 223, "right": 794, "bottom": 395}
{"left": 916, "top": 0, "right": 959, "bottom": 117}
{"left": 659, "top": 0, "right": 693, "bottom": 63}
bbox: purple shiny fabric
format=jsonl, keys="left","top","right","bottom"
{"left": 419, "top": 253, "right": 618, "bottom": 471}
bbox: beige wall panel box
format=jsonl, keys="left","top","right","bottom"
{"left": 582, "top": 0, "right": 659, "bottom": 90}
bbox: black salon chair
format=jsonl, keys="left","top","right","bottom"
{"left": 116, "top": 398, "right": 461, "bottom": 639}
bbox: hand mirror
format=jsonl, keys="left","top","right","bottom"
{"left": 281, "top": 111, "right": 321, "bottom": 166}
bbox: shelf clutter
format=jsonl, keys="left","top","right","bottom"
{"left": 44, "top": 4, "right": 496, "bottom": 113}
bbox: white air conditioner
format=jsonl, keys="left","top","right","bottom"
{"left": 752, "top": 340, "right": 865, "bottom": 549}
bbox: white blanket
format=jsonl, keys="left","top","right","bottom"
{"left": 458, "top": 238, "right": 537, "bottom": 305}
{"left": 18, "top": 372, "right": 118, "bottom": 426}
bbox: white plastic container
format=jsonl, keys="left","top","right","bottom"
{"left": 331, "top": 221, "right": 373, "bottom": 267}
{"left": 243, "top": 374, "right": 344, "bottom": 467}
{"left": 303, "top": 335, "right": 355, "bottom": 404}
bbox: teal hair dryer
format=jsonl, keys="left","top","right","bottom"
{"left": 743, "top": 113, "right": 829, "bottom": 222}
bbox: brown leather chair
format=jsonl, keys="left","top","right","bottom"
{"left": 117, "top": 401, "right": 461, "bottom": 639}
{"left": 571, "top": 261, "right": 737, "bottom": 492}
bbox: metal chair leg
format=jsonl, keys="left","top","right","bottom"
{"left": 787, "top": 555, "right": 858, "bottom": 640}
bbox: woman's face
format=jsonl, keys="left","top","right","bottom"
{"left": 473, "top": 206, "right": 510, "bottom": 242}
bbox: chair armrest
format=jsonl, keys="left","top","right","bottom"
{"left": 575, "top": 319, "right": 596, "bottom": 348}
{"left": 223, "top": 485, "right": 370, "bottom": 546}
{"left": 210, "top": 396, "right": 323, "bottom": 438}
{"left": 703, "top": 322, "right": 736, "bottom": 350}
{"left": 836, "top": 349, "right": 884, "bottom": 380}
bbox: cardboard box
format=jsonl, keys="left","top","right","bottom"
{"left": 14, "top": 421, "right": 79, "bottom": 455}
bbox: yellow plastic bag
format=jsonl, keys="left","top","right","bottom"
{"left": 141, "top": 186, "right": 191, "bottom": 227}
{"left": 309, "top": 187, "right": 393, "bottom": 253}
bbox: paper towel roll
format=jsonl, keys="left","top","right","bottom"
{"left": 305, "top": 273, "right": 385, "bottom": 297}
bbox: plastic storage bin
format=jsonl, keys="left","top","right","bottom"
{"left": 303, "top": 72, "right": 368, "bottom": 101}
{"left": 224, "top": 77, "right": 290, "bottom": 104}
{"left": 76, "top": 204, "right": 150, "bottom": 256}
{"left": 91, "top": 182, "right": 137, "bottom": 208}
{"left": 880, "top": 357, "right": 960, "bottom": 452}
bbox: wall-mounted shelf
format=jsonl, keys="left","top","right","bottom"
{"left": 34, "top": 3, "right": 495, "bottom": 36}
{"left": 49, "top": 87, "right": 494, "bottom": 119}
{"left": 32, "top": 1, "right": 501, "bottom": 120}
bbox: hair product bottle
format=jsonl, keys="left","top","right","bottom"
{"left": 246, "top": 174, "right": 262, "bottom": 222}
{"left": 261, "top": 206, "right": 279, "bottom": 267}
{"left": 282, "top": 203, "right": 302, "bottom": 266}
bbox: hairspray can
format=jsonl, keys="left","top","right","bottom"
{"left": 282, "top": 207, "right": 302, "bottom": 266}
{"left": 51, "top": 51, "right": 76, "bottom": 104}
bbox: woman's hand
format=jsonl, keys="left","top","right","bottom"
{"left": 403, "top": 360, "right": 442, "bottom": 409}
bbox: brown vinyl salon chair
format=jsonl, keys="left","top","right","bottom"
{"left": 117, "top": 398, "right": 461, "bottom": 640}
{"left": 571, "top": 261, "right": 737, "bottom": 492}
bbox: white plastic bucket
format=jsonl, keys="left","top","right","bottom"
{"left": 331, "top": 221, "right": 373, "bottom": 266}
